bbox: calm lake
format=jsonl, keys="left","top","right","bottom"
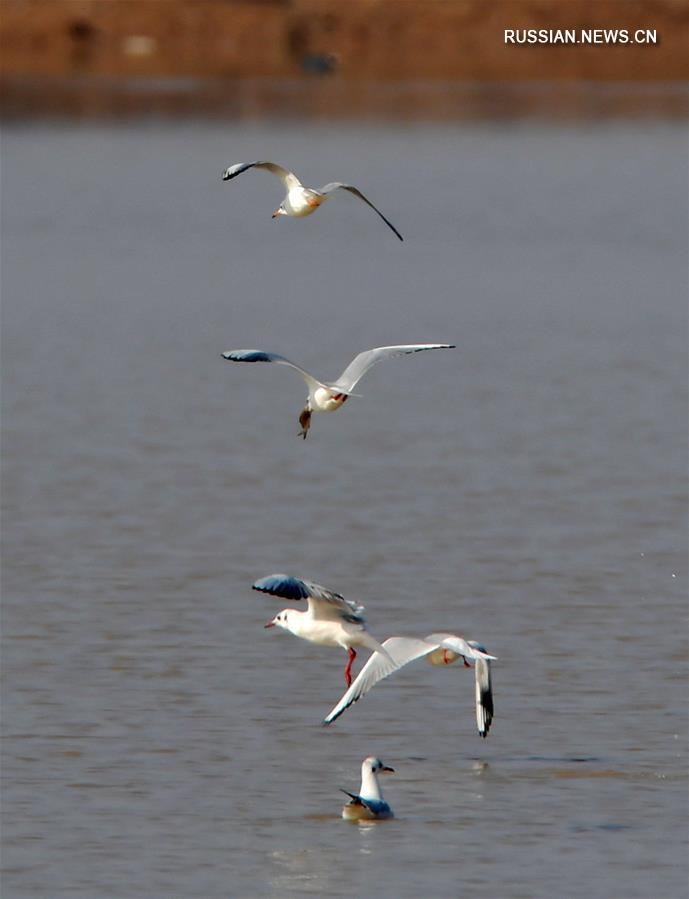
{"left": 2, "top": 121, "right": 687, "bottom": 898}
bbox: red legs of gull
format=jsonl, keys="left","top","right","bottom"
{"left": 462, "top": 656, "right": 471, "bottom": 668}
{"left": 344, "top": 647, "right": 357, "bottom": 686}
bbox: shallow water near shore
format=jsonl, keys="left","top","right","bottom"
{"left": 2, "top": 121, "right": 687, "bottom": 898}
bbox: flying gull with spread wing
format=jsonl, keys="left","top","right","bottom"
{"left": 253, "top": 574, "right": 392, "bottom": 687}
{"left": 221, "top": 160, "right": 404, "bottom": 240}
{"left": 221, "top": 343, "right": 455, "bottom": 438}
{"left": 323, "top": 633, "right": 497, "bottom": 737}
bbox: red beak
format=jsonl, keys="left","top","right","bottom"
{"left": 264, "top": 619, "right": 275, "bottom": 628}
{"left": 271, "top": 211, "right": 279, "bottom": 219}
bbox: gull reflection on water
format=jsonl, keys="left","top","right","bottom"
{"left": 269, "top": 847, "right": 336, "bottom": 895}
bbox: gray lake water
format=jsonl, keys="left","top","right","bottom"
{"left": 2, "top": 121, "right": 687, "bottom": 899}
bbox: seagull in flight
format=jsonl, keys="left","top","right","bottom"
{"left": 323, "top": 633, "right": 497, "bottom": 737}
{"left": 221, "top": 160, "right": 404, "bottom": 241}
{"left": 221, "top": 343, "right": 455, "bottom": 438}
{"left": 341, "top": 757, "right": 395, "bottom": 822}
{"left": 253, "top": 574, "right": 392, "bottom": 687}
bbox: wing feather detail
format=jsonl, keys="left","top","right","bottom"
{"left": 317, "top": 182, "right": 403, "bottom": 241}
{"left": 323, "top": 632, "right": 496, "bottom": 735}
{"left": 323, "top": 637, "right": 436, "bottom": 724}
{"left": 473, "top": 656, "right": 494, "bottom": 738}
{"left": 252, "top": 574, "right": 365, "bottom": 623}
{"left": 221, "top": 349, "right": 321, "bottom": 390}
{"left": 221, "top": 161, "right": 302, "bottom": 190}
{"left": 331, "top": 344, "right": 455, "bottom": 393}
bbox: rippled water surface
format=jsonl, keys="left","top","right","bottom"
{"left": 2, "top": 122, "right": 687, "bottom": 898}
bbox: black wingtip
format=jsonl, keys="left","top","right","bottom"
{"left": 321, "top": 696, "right": 353, "bottom": 726}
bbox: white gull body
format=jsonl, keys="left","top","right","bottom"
{"left": 341, "top": 757, "right": 395, "bottom": 821}
{"left": 221, "top": 160, "right": 404, "bottom": 240}
{"left": 253, "top": 575, "right": 392, "bottom": 686}
{"left": 323, "top": 633, "right": 497, "bottom": 737}
{"left": 221, "top": 344, "right": 455, "bottom": 438}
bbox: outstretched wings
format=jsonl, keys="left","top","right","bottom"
{"left": 221, "top": 349, "right": 322, "bottom": 391}
{"left": 252, "top": 574, "right": 366, "bottom": 624}
{"left": 317, "top": 182, "right": 404, "bottom": 241}
{"left": 331, "top": 344, "right": 455, "bottom": 393}
{"left": 221, "top": 161, "right": 302, "bottom": 190}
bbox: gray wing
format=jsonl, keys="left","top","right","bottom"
{"left": 221, "top": 161, "right": 302, "bottom": 190}
{"left": 317, "top": 182, "right": 403, "bottom": 241}
{"left": 467, "top": 640, "right": 494, "bottom": 738}
{"left": 221, "top": 349, "right": 322, "bottom": 391}
{"left": 428, "top": 633, "right": 495, "bottom": 737}
{"left": 340, "top": 790, "right": 391, "bottom": 816}
{"left": 473, "top": 658, "right": 493, "bottom": 738}
{"left": 426, "top": 634, "right": 495, "bottom": 738}
{"left": 323, "top": 636, "right": 437, "bottom": 724}
{"left": 252, "top": 574, "right": 365, "bottom": 623}
{"left": 331, "top": 344, "right": 455, "bottom": 393}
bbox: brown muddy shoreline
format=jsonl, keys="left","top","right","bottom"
{"left": 1, "top": 0, "right": 688, "bottom": 119}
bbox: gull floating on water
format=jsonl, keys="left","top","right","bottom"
{"left": 221, "top": 160, "right": 404, "bottom": 240}
{"left": 324, "top": 633, "right": 497, "bottom": 737}
{"left": 341, "top": 757, "right": 395, "bottom": 821}
{"left": 253, "top": 574, "right": 392, "bottom": 686}
{"left": 221, "top": 344, "right": 455, "bottom": 438}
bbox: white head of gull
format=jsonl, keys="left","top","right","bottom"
{"left": 253, "top": 574, "right": 392, "bottom": 686}
{"left": 221, "top": 344, "right": 455, "bottom": 438}
{"left": 221, "top": 160, "right": 404, "bottom": 240}
{"left": 323, "top": 633, "right": 497, "bottom": 738}
{"left": 341, "top": 756, "right": 395, "bottom": 821}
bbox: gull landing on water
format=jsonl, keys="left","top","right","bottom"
{"left": 341, "top": 757, "right": 395, "bottom": 821}
{"left": 253, "top": 575, "right": 392, "bottom": 687}
{"left": 221, "top": 344, "right": 455, "bottom": 438}
{"left": 221, "top": 161, "right": 404, "bottom": 241}
{"left": 324, "top": 633, "right": 497, "bottom": 738}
